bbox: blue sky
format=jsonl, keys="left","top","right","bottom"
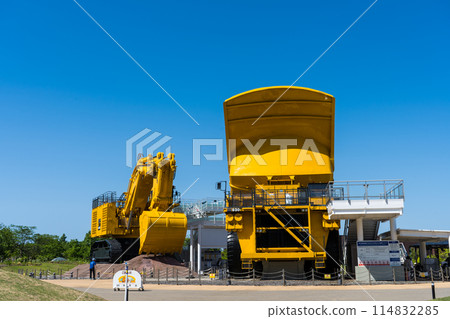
{"left": 0, "top": 0, "right": 449, "bottom": 240}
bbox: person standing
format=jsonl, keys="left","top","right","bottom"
{"left": 90, "top": 258, "right": 96, "bottom": 280}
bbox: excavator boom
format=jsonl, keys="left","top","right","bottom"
{"left": 90, "top": 152, "right": 187, "bottom": 261}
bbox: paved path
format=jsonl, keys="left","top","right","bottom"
{"left": 46, "top": 280, "right": 450, "bottom": 301}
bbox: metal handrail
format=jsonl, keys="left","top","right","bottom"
{"left": 326, "top": 180, "right": 404, "bottom": 202}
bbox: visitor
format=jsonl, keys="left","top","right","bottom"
{"left": 90, "top": 258, "right": 96, "bottom": 280}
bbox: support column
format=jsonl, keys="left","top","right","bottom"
{"left": 420, "top": 241, "right": 427, "bottom": 266}
{"left": 189, "top": 229, "right": 193, "bottom": 271}
{"left": 356, "top": 218, "right": 364, "bottom": 242}
{"left": 389, "top": 217, "right": 398, "bottom": 241}
{"left": 197, "top": 225, "right": 202, "bottom": 274}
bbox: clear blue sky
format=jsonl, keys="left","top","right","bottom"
{"left": 1, "top": 0, "right": 449, "bottom": 240}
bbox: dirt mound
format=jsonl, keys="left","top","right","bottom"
{"left": 65, "top": 255, "right": 190, "bottom": 279}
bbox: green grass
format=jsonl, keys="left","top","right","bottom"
{"left": 0, "top": 261, "right": 82, "bottom": 275}
{"left": 433, "top": 296, "right": 450, "bottom": 301}
{"left": 0, "top": 269, "right": 104, "bottom": 301}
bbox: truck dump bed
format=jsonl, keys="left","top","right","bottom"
{"left": 224, "top": 86, "right": 335, "bottom": 189}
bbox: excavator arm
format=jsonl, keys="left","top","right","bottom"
{"left": 121, "top": 152, "right": 186, "bottom": 255}
{"left": 119, "top": 155, "right": 155, "bottom": 229}
{"left": 90, "top": 152, "right": 187, "bottom": 261}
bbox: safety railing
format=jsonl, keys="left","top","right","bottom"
{"left": 92, "top": 191, "right": 117, "bottom": 209}
{"left": 326, "top": 180, "right": 404, "bottom": 202}
{"left": 225, "top": 181, "right": 404, "bottom": 209}
{"left": 177, "top": 198, "right": 225, "bottom": 222}
{"left": 226, "top": 187, "right": 310, "bottom": 208}
{"left": 31, "top": 263, "right": 450, "bottom": 285}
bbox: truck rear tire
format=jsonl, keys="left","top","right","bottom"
{"left": 227, "top": 232, "right": 243, "bottom": 276}
{"left": 324, "top": 230, "right": 340, "bottom": 273}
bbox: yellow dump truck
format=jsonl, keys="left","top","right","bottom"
{"left": 90, "top": 152, "right": 187, "bottom": 262}
{"left": 222, "top": 86, "right": 340, "bottom": 275}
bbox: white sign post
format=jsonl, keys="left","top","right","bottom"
{"left": 113, "top": 268, "right": 144, "bottom": 292}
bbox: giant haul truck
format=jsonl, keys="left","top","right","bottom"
{"left": 90, "top": 152, "right": 187, "bottom": 262}
{"left": 222, "top": 86, "right": 340, "bottom": 275}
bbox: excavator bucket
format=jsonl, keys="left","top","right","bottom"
{"left": 139, "top": 209, "right": 187, "bottom": 255}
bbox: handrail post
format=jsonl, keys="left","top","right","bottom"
{"left": 346, "top": 183, "right": 350, "bottom": 203}
{"left": 365, "top": 182, "right": 369, "bottom": 203}
{"left": 312, "top": 268, "right": 315, "bottom": 285}
{"left": 282, "top": 269, "right": 286, "bottom": 286}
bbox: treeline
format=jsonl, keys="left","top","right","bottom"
{"left": 0, "top": 224, "right": 92, "bottom": 262}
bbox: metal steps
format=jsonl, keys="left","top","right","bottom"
{"left": 347, "top": 219, "right": 380, "bottom": 243}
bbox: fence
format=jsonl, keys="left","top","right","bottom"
{"left": 409, "top": 266, "right": 449, "bottom": 283}
{"left": 327, "top": 180, "right": 404, "bottom": 202}
{"left": 23, "top": 264, "right": 449, "bottom": 286}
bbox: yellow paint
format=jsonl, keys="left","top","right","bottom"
{"left": 223, "top": 87, "right": 339, "bottom": 268}
{"left": 91, "top": 152, "right": 187, "bottom": 255}
{"left": 224, "top": 86, "right": 334, "bottom": 189}
{"left": 119, "top": 275, "right": 136, "bottom": 283}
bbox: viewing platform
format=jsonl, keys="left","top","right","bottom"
{"left": 327, "top": 180, "right": 404, "bottom": 220}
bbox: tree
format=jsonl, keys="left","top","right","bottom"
{"left": 31, "top": 234, "right": 63, "bottom": 261}
{"left": 0, "top": 224, "right": 15, "bottom": 260}
{"left": 80, "top": 231, "right": 93, "bottom": 260}
{"left": 64, "top": 239, "right": 84, "bottom": 260}
{"left": 11, "top": 225, "right": 36, "bottom": 260}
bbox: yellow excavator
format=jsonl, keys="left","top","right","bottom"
{"left": 221, "top": 86, "right": 340, "bottom": 275}
{"left": 90, "top": 152, "right": 187, "bottom": 262}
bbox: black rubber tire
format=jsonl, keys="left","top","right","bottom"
{"left": 324, "top": 230, "right": 341, "bottom": 273}
{"left": 227, "top": 232, "right": 243, "bottom": 276}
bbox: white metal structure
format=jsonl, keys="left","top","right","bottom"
{"left": 379, "top": 228, "right": 450, "bottom": 267}
{"left": 177, "top": 198, "right": 227, "bottom": 273}
{"left": 327, "top": 180, "right": 404, "bottom": 242}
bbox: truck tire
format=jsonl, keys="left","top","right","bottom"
{"left": 324, "top": 230, "right": 340, "bottom": 273}
{"left": 227, "top": 232, "right": 243, "bottom": 276}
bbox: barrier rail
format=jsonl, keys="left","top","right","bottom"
{"left": 29, "top": 258, "right": 449, "bottom": 287}
{"left": 225, "top": 180, "right": 404, "bottom": 209}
